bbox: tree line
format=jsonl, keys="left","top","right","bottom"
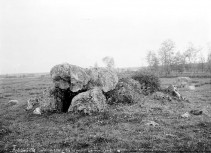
{"left": 146, "top": 39, "right": 211, "bottom": 76}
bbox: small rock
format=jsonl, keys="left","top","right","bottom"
{"left": 166, "top": 84, "right": 181, "bottom": 99}
{"left": 166, "top": 134, "right": 177, "bottom": 137}
{"left": 190, "top": 110, "right": 203, "bottom": 115}
{"left": 188, "top": 85, "right": 195, "bottom": 90}
{"left": 26, "top": 97, "right": 39, "bottom": 110}
{"left": 33, "top": 107, "right": 41, "bottom": 115}
{"left": 181, "top": 112, "right": 190, "bottom": 118}
{"left": 8, "top": 100, "right": 18, "bottom": 106}
{"left": 153, "top": 91, "right": 172, "bottom": 101}
{"left": 146, "top": 121, "right": 159, "bottom": 126}
{"left": 26, "top": 101, "right": 33, "bottom": 110}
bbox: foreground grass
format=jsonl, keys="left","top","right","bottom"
{"left": 0, "top": 77, "right": 211, "bottom": 152}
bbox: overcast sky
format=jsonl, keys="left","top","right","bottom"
{"left": 0, "top": 0, "right": 211, "bottom": 74}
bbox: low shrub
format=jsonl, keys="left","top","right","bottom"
{"left": 132, "top": 72, "right": 161, "bottom": 95}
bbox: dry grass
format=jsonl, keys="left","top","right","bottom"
{"left": 0, "top": 76, "right": 211, "bottom": 152}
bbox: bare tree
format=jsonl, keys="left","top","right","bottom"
{"left": 158, "top": 39, "right": 175, "bottom": 76}
{"left": 184, "top": 43, "right": 199, "bottom": 63}
{"left": 183, "top": 43, "right": 201, "bottom": 73}
{"left": 146, "top": 50, "right": 154, "bottom": 68}
{"left": 102, "top": 56, "right": 115, "bottom": 68}
{"left": 207, "top": 43, "right": 211, "bottom": 73}
{"left": 207, "top": 53, "right": 211, "bottom": 73}
{"left": 146, "top": 50, "right": 159, "bottom": 72}
{"left": 198, "top": 52, "right": 206, "bottom": 72}
{"left": 172, "top": 51, "right": 185, "bottom": 74}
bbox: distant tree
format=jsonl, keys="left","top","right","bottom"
{"left": 146, "top": 50, "right": 154, "bottom": 68}
{"left": 184, "top": 43, "right": 201, "bottom": 72}
{"left": 184, "top": 43, "right": 199, "bottom": 63}
{"left": 207, "top": 53, "right": 211, "bottom": 73}
{"left": 172, "top": 51, "right": 185, "bottom": 74}
{"left": 146, "top": 50, "right": 159, "bottom": 72}
{"left": 102, "top": 56, "right": 115, "bottom": 68}
{"left": 152, "top": 55, "right": 159, "bottom": 73}
{"left": 207, "top": 43, "right": 211, "bottom": 73}
{"left": 158, "top": 39, "right": 175, "bottom": 76}
{"left": 198, "top": 51, "right": 206, "bottom": 72}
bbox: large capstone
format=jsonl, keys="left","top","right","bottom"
{"left": 86, "top": 67, "right": 118, "bottom": 92}
{"left": 68, "top": 88, "right": 107, "bottom": 115}
{"left": 48, "top": 63, "right": 118, "bottom": 113}
{"left": 50, "top": 63, "right": 90, "bottom": 92}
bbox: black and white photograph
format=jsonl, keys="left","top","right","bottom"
{"left": 0, "top": 0, "right": 211, "bottom": 152}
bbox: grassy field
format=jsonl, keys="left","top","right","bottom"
{"left": 0, "top": 76, "right": 211, "bottom": 152}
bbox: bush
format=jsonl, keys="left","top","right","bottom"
{"left": 132, "top": 72, "right": 161, "bottom": 95}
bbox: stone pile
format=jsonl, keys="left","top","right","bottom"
{"left": 26, "top": 63, "right": 190, "bottom": 115}
{"left": 27, "top": 63, "right": 119, "bottom": 115}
